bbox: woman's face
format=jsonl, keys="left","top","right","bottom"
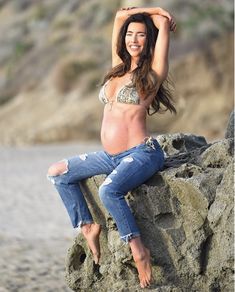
{"left": 125, "top": 22, "right": 147, "bottom": 60}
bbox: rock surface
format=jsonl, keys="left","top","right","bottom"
{"left": 65, "top": 133, "right": 234, "bottom": 292}
{"left": 225, "top": 111, "right": 234, "bottom": 139}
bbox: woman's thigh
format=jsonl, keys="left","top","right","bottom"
{"left": 102, "top": 149, "right": 163, "bottom": 193}
{"left": 56, "top": 151, "right": 114, "bottom": 183}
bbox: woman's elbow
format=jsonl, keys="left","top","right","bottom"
{"left": 115, "top": 10, "right": 130, "bottom": 22}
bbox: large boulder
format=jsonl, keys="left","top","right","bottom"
{"left": 225, "top": 111, "right": 234, "bottom": 139}
{"left": 65, "top": 134, "right": 234, "bottom": 292}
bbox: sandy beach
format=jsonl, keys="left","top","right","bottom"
{"left": 0, "top": 142, "right": 102, "bottom": 292}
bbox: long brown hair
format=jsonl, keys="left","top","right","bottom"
{"left": 102, "top": 13, "right": 176, "bottom": 115}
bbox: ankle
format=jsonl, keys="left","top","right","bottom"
{"left": 130, "top": 243, "right": 149, "bottom": 262}
{"left": 132, "top": 249, "right": 148, "bottom": 262}
{"left": 129, "top": 237, "right": 146, "bottom": 253}
{"left": 81, "top": 223, "right": 93, "bottom": 234}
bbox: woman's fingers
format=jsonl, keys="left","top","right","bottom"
{"left": 158, "top": 8, "right": 176, "bottom": 25}
{"left": 170, "top": 23, "right": 176, "bottom": 32}
{"left": 170, "top": 17, "right": 177, "bottom": 32}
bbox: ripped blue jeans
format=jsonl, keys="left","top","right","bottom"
{"left": 47, "top": 137, "right": 164, "bottom": 242}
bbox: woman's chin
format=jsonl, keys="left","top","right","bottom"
{"left": 128, "top": 52, "right": 141, "bottom": 60}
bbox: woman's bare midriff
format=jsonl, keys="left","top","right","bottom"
{"left": 101, "top": 102, "right": 148, "bottom": 155}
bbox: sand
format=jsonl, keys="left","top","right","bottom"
{"left": 0, "top": 142, "right": 102, "bottom": 292}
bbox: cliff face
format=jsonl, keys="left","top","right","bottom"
{"left": 64, "top": 121, "right": 234, "bottom": 291}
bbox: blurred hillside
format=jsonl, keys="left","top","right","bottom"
{"left": 0, "top": 0, "right": 233, "bottom": 145}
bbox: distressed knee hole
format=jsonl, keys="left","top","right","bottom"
{"left": 123, "top": 156, "right": 134, "bottom": 163}
{"left": 47, "top": 159, "right": 68, "bottom": 177}
{"left": 100, "top": 177, "right": 112, "bottom": 187}
{"left": 79, "top": 153, "right": 88, "bottom": 161}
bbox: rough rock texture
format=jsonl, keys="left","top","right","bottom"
{"left": 225, "top": 111, "right": 234, "bottom": 139}
{"left": 65, "top": 133, "right": 234, "bottom": 292}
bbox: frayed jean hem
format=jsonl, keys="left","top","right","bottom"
{"left": 120, "top": 232, "right": 140, "bottom": 243}
{"left": 76, "top": 220, "right": 94, "bottom": 229}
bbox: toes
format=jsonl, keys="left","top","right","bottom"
{"left": 94, "top": 257, "right": 99, "bottom": 264}
{"left": 140, "top": 278, "right": 148, "bottom": 289}
{"left": 140, "top": 274, "right": 152, "bottom": 288}
{"left": 91, "top": 250, "right": 100, "bottom": 264}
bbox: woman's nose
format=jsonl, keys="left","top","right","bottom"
{"left": 131, "top": 34, "right": 137, "bottom": 42}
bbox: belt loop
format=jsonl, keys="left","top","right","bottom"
{"left": 143, "top": 136, "right": 151, "bottom": 143}
{"left": 144, "top": 136, "right": 156, "bottom": 150}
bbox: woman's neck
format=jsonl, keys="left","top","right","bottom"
{"left": 130, "top": 59, "right": 139, "bottom": 71}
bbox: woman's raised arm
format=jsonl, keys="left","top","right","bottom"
{"left": 151, "top": 14, "right": 176, "bottom": 84}
{"left": 111, "top": 9, "right": 131, "bottom": 67}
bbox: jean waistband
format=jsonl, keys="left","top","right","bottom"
{"left": 105, "top": 136, "right": 159, "bottom": 158}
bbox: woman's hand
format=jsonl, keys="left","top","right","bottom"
{"left": 156, "top": 7, "right": 172, "bottom": 21}
{"left": 116, "top": 7, "right": 137, "bottom": 19}
{"left": 154, "top": 8, "right": 176, "bottom": 32}
{"left": 151, "top": 14, "right": 176, "bottom": 32}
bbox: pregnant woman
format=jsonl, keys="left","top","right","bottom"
{"left": 47, "top": 6, "right": 176, "bottom": 288}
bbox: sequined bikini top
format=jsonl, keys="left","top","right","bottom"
{"left": 99, "top": 79, "right": 140, "bottom": 106}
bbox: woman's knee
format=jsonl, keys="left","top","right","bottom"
{"left": 99, "top": 179, "right": 119, "bottom": 203}
{"left": 47, "top": 160, "right": 68, "bottom": 177}
{"left": 99, "top": 183, "right": 110, "bottom": 203}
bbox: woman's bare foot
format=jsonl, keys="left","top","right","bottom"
{"left": 129, "top": 237, "right": 152, "bottom": 288}
{"left": 134, "top": 247, "right": 152, "bottom": 288}
{"left": 81, "top": 223, "right": 101, "bottom": 264}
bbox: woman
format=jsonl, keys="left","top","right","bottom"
{"left": 47, "top": 7, "right": 176, "bottom": 289}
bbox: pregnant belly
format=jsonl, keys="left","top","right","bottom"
{"left": 101, "top": 107, "right": 147, "bottom": 154}
{"left": 101, "top": 120, "right": 128, "bottom": 152}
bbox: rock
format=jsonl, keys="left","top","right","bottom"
{"left": 206, "top": 162, "right": 234, "bottom": 291}
{"left": 225, "top": 111, "right": 234, "bottom": 139}
{"left": 200, "top": 138, "right": 234, "bottom": 169}
{"left": 65, "top": 134, "right": 234, "bottom": 291}
{"left": 156, "top": 133, "right": 208, "bottom": 156}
